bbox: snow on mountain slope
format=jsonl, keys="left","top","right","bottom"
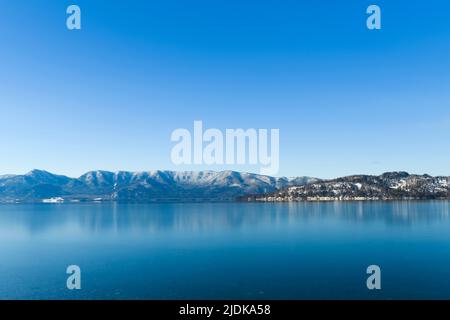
{"left": 0, "top": 170, "right": 315, "bottom": 202}
{"left": 257, "top": 172, "right": 450, "bottom": 201}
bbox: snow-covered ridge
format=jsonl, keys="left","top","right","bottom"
{"left": 0, "top": 169, "right": 316, "bottom": 203}
{"left": 255, "top": 172, "right": 450, "bottom": 202}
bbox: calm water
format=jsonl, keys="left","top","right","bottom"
{"left": 1, "top": 201, "right": 450, "bottom": 299}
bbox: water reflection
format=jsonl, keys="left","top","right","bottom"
{"left": 0, "top": 201, "right": 449, "bottom": 236}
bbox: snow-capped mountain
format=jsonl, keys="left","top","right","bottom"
{"left": 255, "top": 172, "right": 450, "bottom": 201}
{"left": 0, "top": 169, "right": 317, "bottom": 203}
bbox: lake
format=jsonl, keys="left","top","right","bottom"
{"left": 1, "top": 201, "right": 450, "bottom": 299}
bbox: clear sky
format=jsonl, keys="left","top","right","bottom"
{"left": 1, "top": 0, "right": 450, "bottom": 178}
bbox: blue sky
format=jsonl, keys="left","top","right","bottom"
{"left": 1, "top": 0, "right": 450, "bottom": 178}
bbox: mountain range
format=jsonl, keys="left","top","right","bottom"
{"left": 0, "top": 169, "right": 317, "bottom": 203}
{"left": 252, "top": 172, "right": 450, "bottom": 202}
{"left": 2, "top": 170, "right": 449, "bottom": 203}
